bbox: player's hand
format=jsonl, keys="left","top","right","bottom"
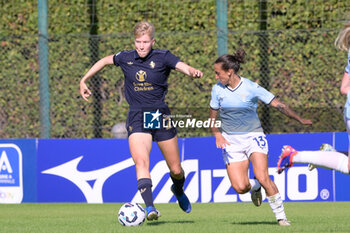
{"left": 191, "top": 68, "right": 203, "bottom": 78}
{"left": 193, "top": 69, "right": 203, "bottom": 78}
{"left": 215, "top": 134, "right": 230, "bottom": 149}
{"left": 300, "top": 118, "right": 312, "bottom": 125}
{"left": 80, "top": 81, "right": 91, "bottom": 102}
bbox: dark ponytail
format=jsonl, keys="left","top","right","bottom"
{"left": 214, "top": 48, "right": 246, "bottom": 73}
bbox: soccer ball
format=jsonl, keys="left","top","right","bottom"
{"left": 118, "top": 202, "right": 146, "bottom": 226}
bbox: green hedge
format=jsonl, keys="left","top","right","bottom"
{"left": 0, "top": 0, "right": 348, "bottom": 138}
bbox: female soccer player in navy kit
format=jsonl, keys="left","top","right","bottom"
{"left": 80, "top": 21, "right": 203, "bottom": 221}
{"left": 209, "top": 48, "right": 312, "bottom": 226}
{"left": 277, "top": 21, "right": 350, "bottom": 175}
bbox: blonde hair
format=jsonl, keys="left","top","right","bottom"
{"left": 335, "top": 21, "right": 350, "bottom": 51}
{"left": 133, "top": 21, "right": 155, "bottom": 39}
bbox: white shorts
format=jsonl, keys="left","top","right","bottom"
{"left": 222, "top": 132, "right": 269, "bottom": 164}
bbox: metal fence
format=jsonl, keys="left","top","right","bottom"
{"left": 1, "top": 0, "right": 350, "bottom": 138}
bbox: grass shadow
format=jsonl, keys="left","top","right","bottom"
{"left": 147, "top": 220, "right": 195, "bottom": 226}
{"left": 232, "top": 221, "right": 277, "bottom": 225}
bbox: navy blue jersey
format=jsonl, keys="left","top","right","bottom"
{"left": 113, "top": 49, "right": 181, "bottom": 108}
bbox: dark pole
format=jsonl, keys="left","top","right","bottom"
{"left": 88, "top": 0, "right": 102, "bottom": 138}
{"left": 259, "top": 0, "right": 271, "bottom": 133}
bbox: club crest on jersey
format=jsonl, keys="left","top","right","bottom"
{"left": 239, "top": 93, "right": 248, "bottom": 102}
{"left": 136, "top": 70, "right": 147, "bottom": 82}
{"left": 149, "top": 61, "right": 155, "bottom": 69}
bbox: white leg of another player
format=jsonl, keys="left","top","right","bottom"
{"left": 294, "top": 151, "right": 349, "bottom": 174}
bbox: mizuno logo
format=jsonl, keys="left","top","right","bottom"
{"left": 41, "top": 156, "right": 135, "bottom": 203}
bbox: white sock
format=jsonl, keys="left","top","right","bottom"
{"left": 249, "top": 178, "right": 261, "bottom": 191}
{"left": 267, "top": 193, "right": 287, "bottom": 221}
{"left": 294, "top": 151, "right": 349, "bottom": 174}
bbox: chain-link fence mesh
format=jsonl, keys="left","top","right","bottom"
{"left": 1, "top": 0, "right": 350, "bottom": 138}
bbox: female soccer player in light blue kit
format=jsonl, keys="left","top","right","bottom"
{"left": 209, "top": 48, "right": 312, "bottom": 226}
{"left": 277, "top": 21, "right": 350, "bottom": 175}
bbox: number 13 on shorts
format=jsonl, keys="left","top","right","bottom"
{"left": 253, "top": 136, "right": 267, "bottom": 149}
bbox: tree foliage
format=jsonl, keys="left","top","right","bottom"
{"left": 0, "top": 0, "right": 349, "bottom": 138}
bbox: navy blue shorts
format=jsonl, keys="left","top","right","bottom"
{"left": 126, "top": 107, "right": 177, "bottom": 142}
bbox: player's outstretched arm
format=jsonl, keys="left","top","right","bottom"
{"left": 175, "top": 61, "right": 203, "bottom": 78}
{"left": 270, "top": 98, "right": 312, "bottom": 125}
{"left": 79, "top": 55, "right": 114, "bottom": 101}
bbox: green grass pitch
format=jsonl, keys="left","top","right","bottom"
{"left": 1, "top": 202, "right": 349, "bottom": 233}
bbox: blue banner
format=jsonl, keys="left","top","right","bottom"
{"left": 35, "top": 132, "right": 348, "bottom": 203}
{"left": 334, "top": 132, "right": 350, "bottom": 201}
{"left": 38, "top": 139, "right": 134, "bottom": 202}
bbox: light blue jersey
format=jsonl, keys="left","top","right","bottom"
{"left": 210, "top": 77, "right": 275, "bottom": 134}
{"left": 344, "top": 49, "right": 350, "bottom": 119}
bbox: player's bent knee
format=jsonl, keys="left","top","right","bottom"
{"left": 170, "top": 168, "right": 184, "bottom": 178}
{"left": 133, "top": 159, "right": 149, "bottom": 169}
{"left": 233, "top": 184, "right": 250, "bottom": 194}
